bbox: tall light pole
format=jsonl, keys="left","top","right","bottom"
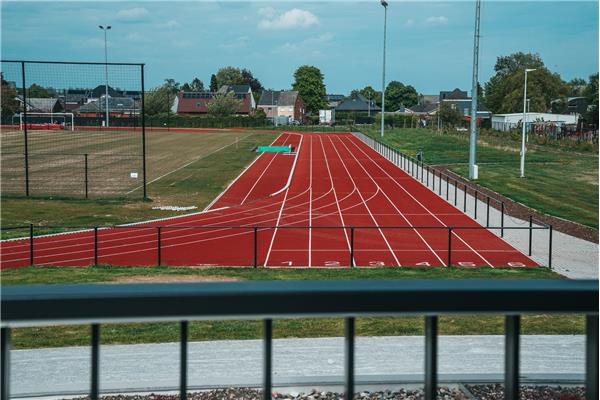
{"left": 99, "top": 25, "right": 111, "bottom": 127}
{"left": 468, "top": 0, "right": 481, "bottom": 179}
{"left": 380, "top": 0, "right": 388, "bottom": 138}
{"left": 520, "top": 68, "right": 536, "bottom": 178}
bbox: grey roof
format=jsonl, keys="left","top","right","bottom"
{"left": 258, "top": 90, "right": 299, "bottom": 107}
{"left": 419, "top": 95, "right": 439, "bottom": 104}
{"left": 78, "top": 97, "right": 139, "bottom": 112}
{"left": 440, "top": 89, "right": 469, "bottom": 101}
{"left": 20, "top": 97, "right": 62, "bottom": 113}
{"left": 335, "top": 94, "right": 381, "bottom": 112}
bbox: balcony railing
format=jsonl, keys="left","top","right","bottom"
{"left": 1, "top": 279, "right": 597, "bottom": 400}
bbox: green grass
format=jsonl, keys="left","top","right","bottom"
{"left": 3, "top": 266, "right": 583, "bottom": 349}
{"left": 1, "top": 130, "right": 280, "bottom": 239}
{"left": 362, "top": 127, "right": 598, "bottom": 228}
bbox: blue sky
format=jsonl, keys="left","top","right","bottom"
{"left": 2, "top": 1, "right": 598, "bottom": 95}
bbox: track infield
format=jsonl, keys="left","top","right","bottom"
{"left": 0, "top": 132, "right": 537, "bottom": 269}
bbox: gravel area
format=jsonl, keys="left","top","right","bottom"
{"left": 464, "top": 384, "right": 586, "bottom": 400}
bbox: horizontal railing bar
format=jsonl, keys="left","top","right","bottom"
{"left": 2, "top": 280, "right": 597, "bottom": 327}
{"left": 15, "top": 225, "right": 551, "bottom": 230}
{"left": 1, "top": 59, "right": 145, "bottom": 66}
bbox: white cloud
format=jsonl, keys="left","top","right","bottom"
{"left": 276, "top": 32, "right": 333, "bottom": 54}
{"left": 220, "top": 35, "right": 250, "bottom": 50}
{"left": 160, "top": 20, "right": 181, "bottom": 29}
{"left": 425, "top": 16, "right": 448, "bottom": 25}
{"left": 257, "top": 7, "right": 276, "bottom": 18}
{"left": 116, "top": 7, "right": 150, "bottom": 22}
{"left": 259, "top": 8, "right": 319, "bottom": 30}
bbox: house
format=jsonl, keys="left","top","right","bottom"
{"left": 90, "top": 85, "right": 120, "bottom": 100}
{"left": 174, "top": 85, "right": 254, "bottom": 115}
{"left": 257, "top": 90, "right": 306, "bottom": 123}
{"left": 325, "top": 94, "right": 345, "bottom": 109}
{"left": 17, "top": 97, "right": 64, "bottom": 113}
{"left": 492, "top": 113, "right": 579, "bottom": 132}
{"left": 77, "top": 96, "right": 140, "bottom": 118}
{"left": 439, "top": 88, "right": 469, "bottom": 102}
{"left": 438, "top": 89, "right": 491, "bottom": 122}
{"left": 334, "top": 94, "right": 381, "bottom": 114}
{"left": 397, "top": 102, "right": 438, "bottom": 116}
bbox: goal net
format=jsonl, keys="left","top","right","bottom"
{"left": 19, "top": 112, "right": 75, "bottom": 131}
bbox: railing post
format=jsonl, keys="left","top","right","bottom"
{"left": 425, "top": 316, "right": 438, "bottom": 400}
{"left": 454, "top": 180, "right": 458, "bottom": 205}
{"left": 426, "top": 166, "right": 430, "bottom": 187}
{"left": 1, "top": 327, "right": 10, "bottom": 400}
{"left": 501, "top": 202, "right": 505, "bottom": 237}
{"left": 345, "top": 317, "right": 355, "bottom": 400}
{"left": 528, "top": 216, "right": 533, "bottom": 256}
{"left": 438, "top": 172, "right": 442, "bottom": 196}
{"left": 180, "top": 321, "right": 188, "bottom": 400}
{"left": 94, "top": 227, "right": 98, "bottom": 265}
{"left": 432, "top": 169, "right": 436, "bottom": 191}
{"left": 548, "top": 224, "right": 553, "bottom": 269}
{"left": 474, "top": 191, "right": 478, "bottom": 219}
{"left": 586, "top": 315, "right": 599, "bottom": 400}
{"left": 29, "top": 223, "right": 34, "bottom": 266}
{"left": 84, "top": 153, "right": 89, "bottom": 199}
{"left": 157, "top": 226, "right": 162, "bottom": 266}
{"left": 263, "top": 319, "right": 272, "bottom": 400}
{"left": 463, "top": 184, "right": 467, "bottom": 212}
{"left": 486, "top": 196, "right": 490, "bottom": 228}
{"left": 91, "top": 324, "right": 100, "bottom": 400}
{"left": 447, "top": 227, "right": 452, "bottom": 267}
{"left": 445, "top": 175, "right": 449, "bottom": 200}
{"left": 349, "top": 227, "right": 355, "bottom": 268}
{"left": 253, "top": 227, "right": 258, "bottom": 268}
{"left": 505, "top": 315, "right": 520, "bottom": 400}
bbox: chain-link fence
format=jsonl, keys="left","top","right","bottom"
{"left": 1, "top": 60, "right": 146, "bottom": 198}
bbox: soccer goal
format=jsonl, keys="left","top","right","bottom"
{"left": 19, "top": 112, "right": 75, "bottom": 131}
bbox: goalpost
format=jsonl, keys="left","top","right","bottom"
{"left": 19, "top": 112, "right": 75, "bottom": 131}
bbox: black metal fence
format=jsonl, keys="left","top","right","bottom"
{"left": 2, "top": 220, "right": 552, "bottom": 268}
{"left": 1, "top": 280, "right": 598, "bottom": 399}
{"left": 1, "top": 60, "right": 147, "bottom": 198}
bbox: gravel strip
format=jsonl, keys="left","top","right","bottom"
{"left": 464, "top": 384, "right": 586, "bottom": 400}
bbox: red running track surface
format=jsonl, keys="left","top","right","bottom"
{"left": 0, "top": 132, "right": 537, "bottom": 269}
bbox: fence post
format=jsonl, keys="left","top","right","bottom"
{"left": 454, "top": 180, "right": 458, "bottom": 205}
{"left": 432, "top": 169, "right": 436, "bottom": 191}
{"left": 91, "top": 324, "right": 100, "bottom": 400}
{"left": 424, "top": 316, "right": 438, "bottom": 400}
{"left": 463, "top": 184, "right": 467, "bottom": 212}
{"left": 157, "top": 226, "right": 162, "bottom": 266}
{"left": 1, "top": 327, "right": 10, "bottom": 400}
{"left": 94, "top": 227, "right": 98, "bottom": 265}
{"left": 474, "top": 191, "right": 478, "bottom": 219}
{"left": 84, "top": 153, "right": 89, "bottom": 199}
{"left": 486, "top": 196, "right": 490, "bottom": 227}
{"left": 586, "top": 315, "right": 599, "bottom": 400}
{"left": 426, "top": 166, "right": 430, "bottom": 187}
{"left": 253, "top": 227, "right": 258, "bottom": 268}
{"left": 29, "top": 223, "right": 34, "bottom": 266}
{"left": 438, "top": 172, "right": 442, "bottom": 196}
{"left": 21, "top": 61, "right": 30, "bottom": 197}
{"left": 501, "top": 202, "right": 505, "bottom": 237}
{"left": 548, "top": 225, "right": 553, "bottom": 269}
{"left": 445, "top": 175, "right": 449, "bottom": 200}
{"left": 180, "top": 320, "right": 188, "bottom": 400}
{"left": 528, "top": 216, "right": 533, "bottom": 256}
{"left": 349, "top": 227, "right": 355, "bottom": 267}
{"left": 447, "top": 227, "right": 452, "bottom": 267}
{"left": 141, "top": 64, "right": 148, "bottom": 200}
{"left": 505, "top": 316, "right": 521, "bottom": 400}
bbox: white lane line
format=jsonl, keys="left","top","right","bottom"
{"left": 263, "top": 133, "right": 304, "bottom": 267}
{"left": 325, "top": 135, "right": 400, "bottom": 266}
{"left": 346, "top": 134, "right": 494, "bottom": 268}
{"left": 335, "top": 135, "right": 445, "bottom": 266}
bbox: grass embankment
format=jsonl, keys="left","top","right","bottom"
{"left": 2, "top": 266, "right": 582, "bottom": 349}
{"left": 361, "top": 127, "right": 598, "bottom": 229}
{"left": 1, "top": 130, "right": 280, "bottom": 238}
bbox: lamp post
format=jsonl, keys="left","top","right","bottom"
{"left": 520, "top": 68, "right": 536, "bottom": 178}
{"left": 99, "top": 25, "right": 111, "bottom": 127}
{"left": 468, "top": 0, "right": 481, "bottom": 179}
{"left": 380, "top": 0, "right": 388, "bottom": 138}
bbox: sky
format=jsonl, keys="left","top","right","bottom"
{"left": 1, "top": 1, "right": 598, "bottom": 95}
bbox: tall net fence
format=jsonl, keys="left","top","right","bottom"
{"left": 1, "top": 60, "right": 146, "bottom": 198}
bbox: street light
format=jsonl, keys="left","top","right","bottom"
{"left": 520, "top": 68, "right": 536, "bottom": 178}
{"left": 99, "top": 25, "right": 111, "bottom": 127}
{"left": 380, "top": 0, "right": 388, "bottom": 138}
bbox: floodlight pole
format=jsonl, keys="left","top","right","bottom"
{"left": 380, "top": 0, "right": 388, "bottom": 138}
{"left": 468, "top": 0, "right": 481, "bottom": 179}
{"left": 99, "top": 25, "right": 111, "bottom": 127}
{"left": 520, "top": 68, "right": 536, "bottom": 178}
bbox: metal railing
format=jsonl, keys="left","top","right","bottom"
{"left": 1, "top": 280, "right": 598, "bottom": 399}
{"left": 352, "top": 132, "right": 553, "bottom": 236}
{"left": 1, "top": 222, "right": 552, "bottom": 268}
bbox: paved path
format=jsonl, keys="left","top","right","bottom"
{"left": 10, "top": 335, "right": 585, "bottom": 397}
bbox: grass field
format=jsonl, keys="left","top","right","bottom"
{"left": 363, "top": 127, "right": 599, "bottom": 228}
{"left": 1, "top": 128, "right": 280, "bottom": 238}
{"left": 3, "top": 265, "right": 583, "bottom": 349}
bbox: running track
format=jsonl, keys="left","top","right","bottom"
{"left": 0, "top": 132, "right": 536, "bottom": 269}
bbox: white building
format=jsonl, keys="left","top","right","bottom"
{"left": 492, "top": 112, "right": 579, "bottom": 132}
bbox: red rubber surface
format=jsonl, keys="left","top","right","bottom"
{"left": 0, "top": 132, "right": 537, "bottom": 269}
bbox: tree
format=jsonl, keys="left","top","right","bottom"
{"left": 27, "top": 83, "right": 52, "bottom": 98}
{"left": 241, "top": 69, "right": 263, "bottom": 93}
{"left": 210, "top": 74, "right": 218, "bottom": 92}
{"left": 145, "top": 79, "right": 179, "bottom": 115}
{"left": 583, "top": 73, "right": 599, "bottom": 125}
{"left": 1, "top": 74, "right": 19, "bottom": 116}
{"left": 215, "top": 67, "right": 243, "bottom": 89}
{"left": 484, "top": 52, "right": 567, "bottom": 113}
{"left": 207, "top": 92, "right": 243, "bottom": 117}
{"left": 352, "top": 86, "right": 382, "bottom": 106}
{"left": 567, "top": 78, "right": 586, "bottom": 96}
{"left": 292, "top": 65, "right": 327, "bottom": 114}
{"left": 181, "top": 77, "right": 204, "bottom": 92}
{"left": 438, "top": 102, "right": 463, "bottom": 127}
{"left": 384, "top": 81, "right": 418, "bottom": 111}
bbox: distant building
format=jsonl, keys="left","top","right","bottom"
{"left": 439, "top": 88, "right": 469, "bottom": 102}
{"left": 78, "top": 96, "right": 140, "bottom": 117}
{"left": 257, "top": 90, "right": 306, "bottom": 123}
{"left": 492, "top": 112, "right": 579, "bottom": 132}
{"left": 17, "top": 97, "right": 64, "bottom": 113}
{"left": 335, "top": 94, "right": 380, "bottom": 114}
{"left": 174, "top": 85, "right": 254, "bottom": 115}
{"left": 325, "top": 94, "right": 345, "bottom": 109}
